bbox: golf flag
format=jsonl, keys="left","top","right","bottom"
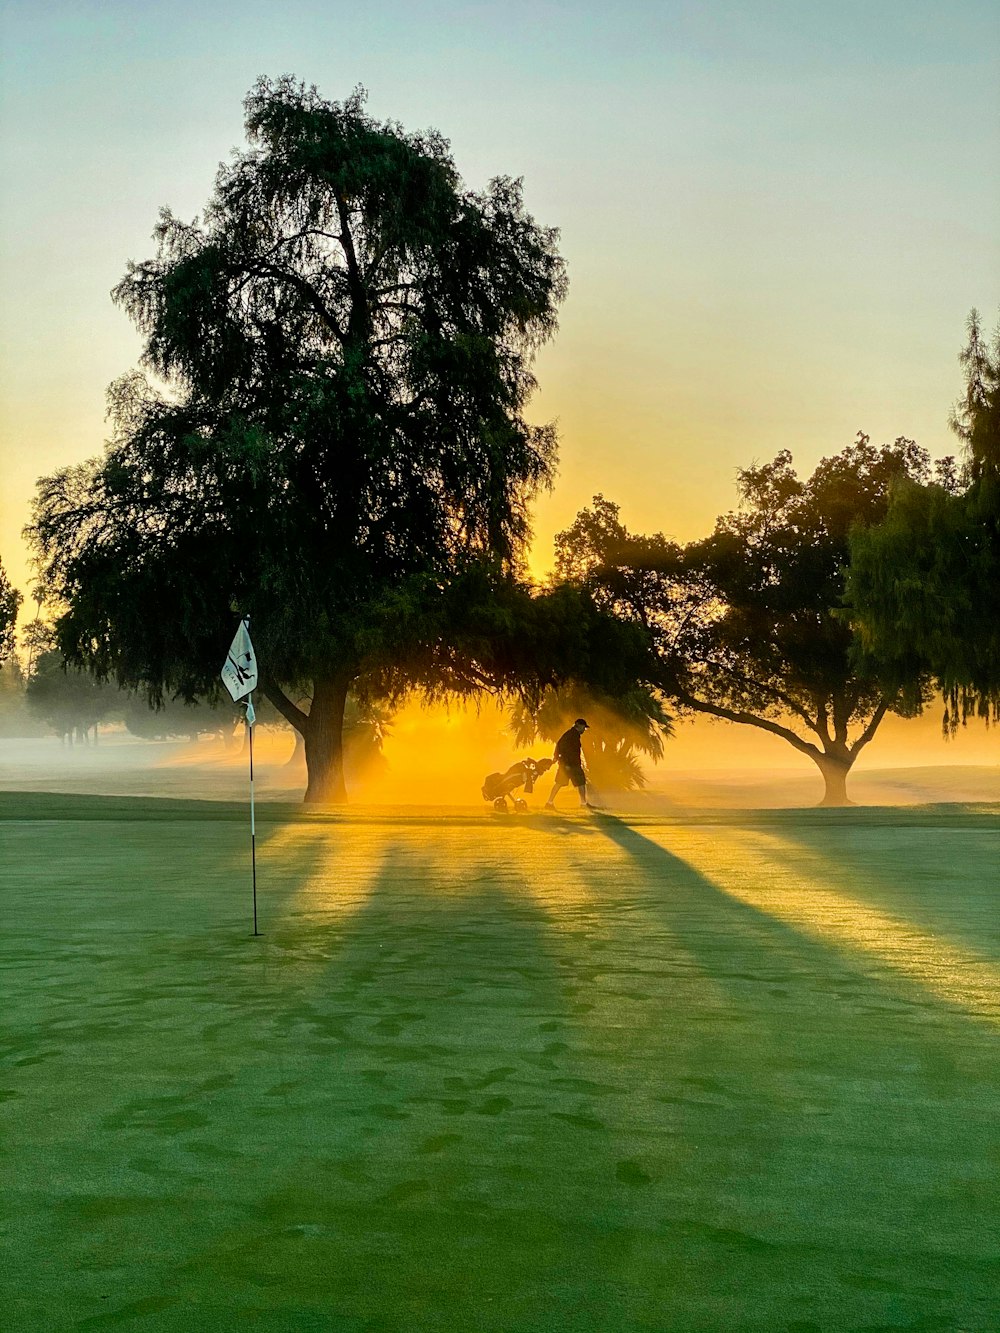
{"left": 221, "top": 619, "right": 257, "bottom": 701}
{"left": 222, "top": 617, "right": 261, "bottom": 936}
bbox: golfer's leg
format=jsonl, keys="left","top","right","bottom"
{"left": 546, "top": 769, "right": 567, "bottom": 807}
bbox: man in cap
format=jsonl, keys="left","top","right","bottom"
{"left": 545, "top": 718, "right": 594, "bottom": 810}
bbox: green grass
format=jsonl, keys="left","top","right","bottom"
{"left": 2, "top": 795, "right": 999, "bottom": 1331}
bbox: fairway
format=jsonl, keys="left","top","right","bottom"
{"left": 2, "top": 795, "right": 999, "bottom": 1332}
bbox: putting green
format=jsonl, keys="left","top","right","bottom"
{"left": 2, "top": 795, "right": 999, "bottom": 1331}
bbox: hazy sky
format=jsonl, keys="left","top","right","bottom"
{"left": 1, "top": 0, "right": 998, "bottom": 595}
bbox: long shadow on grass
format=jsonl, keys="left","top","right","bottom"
{"left": 71, "top": 835, "right": 675, "bottom": 1332}
{"left": 759, "top": 809, "right": 1000, "bottom": 961}
{"left": 11, "top": 814, "right": 1000, "bottom": 1332}
{"left": 568, "top": 813, "right": 1000, "bottom": 1327}
{"left": 602, "top": 811, "right": 1000, "bottom": 1026}
{"left": 250, "top": 818, "right": 1000, "bottom": 1330}
{"left": 588, "top": 811, "right": 1000, "bottom": 1028}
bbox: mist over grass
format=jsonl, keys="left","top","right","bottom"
{"left": 1, "top": 697, "right": 997, "bottom": 809}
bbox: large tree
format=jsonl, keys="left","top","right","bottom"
{"left": 848, "top": 310, "right": 1000, "bottom": 726}
{"left": 0, "top": 558, "right": 19, "bottom": 666}
{"left": 29, "top": 79, "right": 567, "bottom": 802}
{"left": 559, "top": 436, "right": 942, "bottom": 805}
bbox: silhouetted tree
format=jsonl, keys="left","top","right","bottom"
{"left": 29, "top": 78, "right": 567, "bottom": 803}
{"left": 0, "top": 558, "right": 19, "bottom": 666}
{"left": 561, "top": 436, "right": 939, "bottom": 805}
{"left": 848, "top": 310, "right": 1000, "bottom": 725}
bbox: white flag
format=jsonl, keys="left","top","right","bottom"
{"left": 221, "top": 619, "right": 258, "bottom": 701}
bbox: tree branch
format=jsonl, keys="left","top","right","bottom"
{"left": 691, "top": 660, "right": 823, "bottom": 735}
{"left": 373, "top": 281, "right": 420, "bottom": 298}
{"left": 831, "top": 690, "right": 851, "bottom": 746}
{"left": 258, "top": 266, "right": 346, "bottom": 344}
{"left": 814, "top": 699, "right": 832, "bottom": 746}
{"left": 333, "top": 191, "right": 368, "bottom": 333}
{"left": 260, "top": 672, "right": 309, "bottom": 734}
{"left": 674, "top": 687, "right": 823, "bottom": 761}
{"left": 848, "top": 699, "right": 889, "bottom": 758}
{"left": 259, "top": 228, "right": 344, "bottom": 259}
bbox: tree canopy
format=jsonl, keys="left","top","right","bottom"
{"left": 848, "top": 310, "right": 1000, "bottom": 727}
{"left": 559, "top": 436, "right": 940, "bottom": 804}
{"left": 29, "top": 78, "right": 569, "bottom": 802}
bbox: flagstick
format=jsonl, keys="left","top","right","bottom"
{"left": 248, "top": 693, "right": 259, "bottom": 937}
{"left": 222, "top": 616, "right": 259, "bottom": 936}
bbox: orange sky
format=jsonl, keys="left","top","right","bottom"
{"left": 1, "top": 3, "right": 998, "bottom": 776}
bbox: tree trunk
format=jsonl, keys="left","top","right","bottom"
{"left": 303, "top": 676, "right": 350, "bottom": 804}
{"left": 284, "top": 730, "right": 306, "bottom": 769}
{"left": 814, "top": 754, "right": 854, "bottom": 807}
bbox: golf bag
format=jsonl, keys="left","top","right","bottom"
{"left": 481, "top": 757, "right": 554, "bottom": 812}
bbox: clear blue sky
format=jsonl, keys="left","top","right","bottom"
{"left": 1, "top": 0, "right": 998, "bottom": 592}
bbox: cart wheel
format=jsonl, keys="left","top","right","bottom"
{"left": 514, "top": 799, "right": 528, "bottom": 812}
{"left": 494, "top": 797, "right": 508, "bottom": 812}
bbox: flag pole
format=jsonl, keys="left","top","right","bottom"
{"left": 247, "top": 693, "right": 259, "bottom": 937}
{"left": 221, "top": 615, "right": 260, "bottom": 937}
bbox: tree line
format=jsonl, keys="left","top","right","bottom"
{"left": 2, "top": 78, "right": 997, "bottom": 805}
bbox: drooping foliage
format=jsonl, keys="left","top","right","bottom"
{"left": 559, "top": 436, "right": 940, "bottom": 804}
{"left": 28, "top": 78, "right": 568, "bottom": 801}
{"left": 848, "top": 310, "right": 1000, "bottom": 727}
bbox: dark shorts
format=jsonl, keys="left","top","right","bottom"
{"left": 556, "top": 762, "right": 586, "bottom": 790}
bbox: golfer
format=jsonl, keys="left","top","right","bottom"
{"left": 545, "top": 718, "right": 594, "bottom": 810}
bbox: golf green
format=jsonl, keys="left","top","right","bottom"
{"left": 2, "top": 794, "right": 999, "bottom": 1331}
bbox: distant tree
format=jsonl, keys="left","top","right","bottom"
{"left": 0, "top": 558, "right": 20, "bottom": 665}
{"left": 121, "top": 692, "right": 237, "bottom": 742}
{"left": 949, "top": 308, "right": 1000, "bottom": 477}
{"left": 0, "top": 655, "right": 46, "bottom": 738}
{"left": 26, "top": 649, "right": 119, "bottom": 744}
{"left": 21, "top": 589, "right": 47, "bottom": 679}
{"left": 848, "top": 310, "right": 1000, "bottom": 725}
{"left": 560, "top": 436, "right": 939, "bottom": 805}
{"left": 509, "top": 683, "right": 671, "bottom": 791}
{"left": 0, "top": 654, "right": 25, "bottom": 699}
{"left": 29, "top": 77, "right": 567, "bottom": 803}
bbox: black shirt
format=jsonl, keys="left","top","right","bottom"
{"left": 554, "top": 726, "right": 583, "bottom": 767}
